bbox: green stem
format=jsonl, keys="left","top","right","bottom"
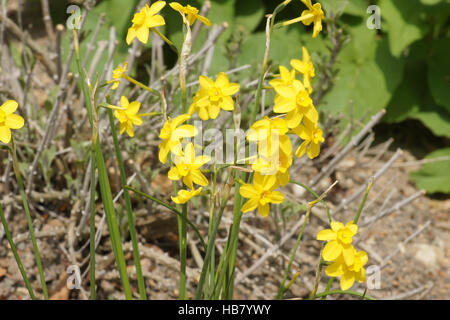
{"left": 321, "top": 277, "right": 334, "bottom": 300}
{"left": 313, "top": 290, "right": 376, "bottom": 300}
{"left": 0, "top": 203, "right": 36, "bottom": 299}
{"left": 107, "top": 108, "right": 147, "bottom": 300}
{"left": 354, "top": 177, "right": 373, "bottom": 224}
{"left": 89, "top": 155, "right": 96, "bottom": 300}
{"left": 73, "top": 30, "right": 132, "bottom": 299}
{"left": 10, "top": 139, "right": 48, "bottom": 299}
{"left": 276, "top": 204, "right": 311, "bottom": 299}
{"left": 151, "top": 27, "right": 179, "bottom": 56}
{"left": 179, "top": 203, "right": 188, "bottom": 300}
{"left": 290, "top": 180, "right": 332, "bottom": 223}
{"left": 121, "top": 74, "right": 161, "bottom": 97}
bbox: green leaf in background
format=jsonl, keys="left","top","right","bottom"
{"left": 234, "top": 0, "right": 265, "bottom": 33}
{"left": 384, "top": 48, "right": 450, "bottom": 138}
{"left": 320, "top": 23, "right": 404, "bottom": 119}
{"left": 379, "top": 0, "right": 429, "bottom": 57}
{"left": 427, "top": 38, "right": 450, "bottom": 111}
{"left": 320, "top": 0, "right": 349, "bottom": 15}
{"left": 410, "top": 147, "right": 450, "bottom": 194}
{"left": 344, "top": 0, "right": 370, "bottom": 17}
{"left": 420, "top": 0, "right": 445, "bottom": 5}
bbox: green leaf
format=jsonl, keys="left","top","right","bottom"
{"left": 320, "top": 23, "right": 404, "bottom": 120}
{"left": 427, "top": 38, "right": 450, "bottom": 111}
{"left": 410, "top": 148, "right": 450, "bottom": 194}
{"left": 320, "top": 0, "right": 349, "bottom": 15}
{"left": 420, "top": 0, "right": 445, "bottom": 5}
{"left": 384, "top": 50, "right": 450, "bottom": 138}
{"left": 344, "top": 0, "right": 369, "bottom": 17}
{"left": 234, "top": 0, "right": 265, "bottom": 33}
{"left": 379, "top": 0, "right": 429, "bottom": 57}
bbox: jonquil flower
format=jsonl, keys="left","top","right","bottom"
{"left": 168, "top": 143, "right": 210, "bottom": 189}
{"left": 114, "top": 96, "right": 143, "bottom": 137}
{"left": 126, "top": 1, "right": 166, "bottom": 45}
{"left": 273, "top": 80, "right": 318, "bottom": 128}
{"left": 171, "top": 187, "right": 202, "bottom": 204}
{"left": 169, "top": 2, "right": 211, "bottom": 26}
{"left": 158, "top": 114, "right": 197, "bottom": 164}
{"left": 292, "top": 118, "right": 324, "bottom": 159}
{"left": 107, "top": 62, "right": 127, "bottom": 90}
{"left": 247, "top": 117, "right": 290, "bottom": 156}
{"left": 316, "top": 221, "right": 358, "bottom": 266}
{"left": 0, "top": 100, "right": 24, "bottom": 144}
{"left": 325, "top": 248, "right": 368, "bottom": 290}
{"left": 190, "top": 73, "right": 240, "bottom": 120}
{"left": 282, "top": 0, "right": 324, "bottom": 38}
{"left": 291, "top": 46, "right": 315, "bottom": 93}
{"left": 240, "top": 173, "right": 284, "bottom": 217}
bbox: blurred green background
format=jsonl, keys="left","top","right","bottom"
{"left": 17, "top": 0, "right": 450, "bottom": 193}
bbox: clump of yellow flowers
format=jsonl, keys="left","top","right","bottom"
{"left": 317, "top": 221, "right": 368, "bottom": 290}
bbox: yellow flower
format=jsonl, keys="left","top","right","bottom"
{"left": 273, "top": 80, "right": 318, "bottom": 128}
{"left": 114, "top": 96, "right": 143, "bottom": 137}
{"left": 247, "top": 116, "right": 290, "bottom": 156}
{"left": 188, "top": 87, "right": 212, "bottom": 120}
{"left": 251, "top": 137, "right": 293, "bottom": 186}
{"left": 0, "top": 100, "right": 24, "bottom": 144}
{"left": 269, "top": 65, "right": 296, "bottom": 89}
{"left": 240, "top": 173, "right": 284, "bottom": 217}
{"left": 107, "top": 62, "right": 128, "bottom": 90}
{"left": 292, "top": 118, "right": 324, "bottom": 159}
{"left": 192, "top": 73, "right": 240, "bottom": 119}
{"left": 325, "top": 249, "right": 368, "bottom": 290}
{"left": 158, "top": 114, "right": 197, "bottom": 164}
{"left": 300, "top": 0, "right": 324, "bottom": 38}
{"left": 290, "top": 46, "right": 315, "bottom": 93}
{"left": 316, "top": 221, "right": 358, "bottom": 266}
{"left": 126, "top": 1, "right": 166, "bottom": 45}
{"left": 169, "top": 2, "right": 211, "bottom": 26}
{"left": 171, "top": 187, "right": 202, "bottom": 204}
{"left": 168, "top": 143, "right": 210, "bottom": 189}
{"left": 281, "top": 0, "right": 324, "bottom": 38}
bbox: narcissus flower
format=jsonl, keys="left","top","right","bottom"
{"left": 299, "top": 0, "right": 324, "bottom": 38}
{"left": 273, "top": 80, "right": 318, "bottom": 128}
{"left": 158, "top": 114, "right": 197, "bottom": 164}
{"left": 169, "top": 2, "right": 211, "bottom": 26}
{"left": 282, "top": 0, "right": 324, "bottom": 38}
{"left": 292, "top": 118, "right": 324, "bottom": 159}
{"left": 171, "top": 187, "right": 202, "bottom": 204}
{"left": 114, "top": 96, "right": 143, "bottom": 137}
{"left": 168, "top": 143, "right": 210, "bottom": 189}
{"left": 107, "top": 62, "right": 127, "bottom": 90}
{"left": 325, "top": 248, "right": 368, "bottom": 290}
{"left": 191, "top": 73, "right": 240, "bottom": 119}
{"left": 126, "top": 1, "right": 166, "bottom": 45}
{"left": 247, "top": 117, "right": 290, "bottom": 156}
{"left": 316, "top": 221, "right": 358, "bottom": 266}
{"left": 240, "top": 173, "right": 284, "bottom": 217}
{"left": 291, "top": 47, "right": 315, "bottom": 93}
{"left": 0, "top": 100, "right": 24, "bottom": 144}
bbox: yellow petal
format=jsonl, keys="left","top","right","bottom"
{"left": 325, "top": 260, "right": 344, "bottom": 277}
{"left": 258, "top": 203, "right": 270, "bottom": 217}
{"left": 5, "top": 114, "right": 24, "bottom": 129}
{"left": 307, "top": 142, "right": 320, "bottom": 159}
{"left": 274, "top": 86, "right": 296, "bottom": 98}
{"left": 197, "top": 15, "right": 211, "bottom": 26}
{"left": 269, "top": 191, "right": 284, "bottom": 204}
{"left": 242, "top": 198, "right": 258, "bottom": 213}
{"left": 331, "top": 221, "right": 344, "bottom": 232}
{"left": 340, "top": 271, "right": 356, "bottom": 291}
{"left": 220, "top": 96, "right": 234, "bottom": 111}
{"left": 168, "top": 167, "right": 181, "bottom": 180}
{"left": 346, "top": 221, "right": 358, "bottom": 235}
{"left": 208, "top": 104, "right": 221, "bottom": 119}
{"left": 316, "top": 229, "right": 337, "bottom": 241}
{"left": 199, "top": 75, "right": 213, "bottom": 90}
{"left": 136, "top": 25, "right": 150, "bottom": 44}
{"left": 342, "top": 245, "right": 355, "bottom": 266}
{"left": 0, "top": 126, "right": 12, "bottom": 144}
{"left": 149, "top": 1, "right": 166, "bottom": 15}
{"left": 239, "top": 185, "right": 259, "bottom": 199}
{"left": 322, "top": 240, "right": 342, "bottom": 261}
{"left": 158, "top": 142, "right": 170, "bottom": 163}
{"left": 222, "top": 83, "right": 240, "bottom": 96}
{"left": 147, "top": 14, "right": 165, "bottom": 28}
{"left": 1, "top": 100, "right": 18, "bottom": 114}
{"left": 190, "top": 169, "right": 209, "bottom": 186}
{"left": 295, "top": 140, "right": 309, "bottom": 158}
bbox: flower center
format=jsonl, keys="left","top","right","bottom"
{"left": 209, "top": 86, "right": 222, "bottom": 102}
